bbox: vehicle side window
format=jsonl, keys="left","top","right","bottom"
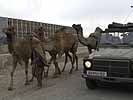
{"left": 100, "top": 33, "right": 121, "bottom": 44}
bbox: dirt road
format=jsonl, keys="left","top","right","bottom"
{"left": 0, "top": 47, "right": 133, "bottom": 100}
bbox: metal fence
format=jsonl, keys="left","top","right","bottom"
{"left": 0, "top": 16, "right": 75, "bottom": 39}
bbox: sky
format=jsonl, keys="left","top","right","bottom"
{"left": 0, "top": 0, "right": 133, "bottom": 37}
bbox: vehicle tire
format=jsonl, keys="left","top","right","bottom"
{"left": 85, "top": 79, "right": 97, "bottom": 89}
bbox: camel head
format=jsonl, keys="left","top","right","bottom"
{"left": 72, "top": 24, "right": 83, "bottom": 34}
{"left": 38, "top": 27, "right": 44, "bottom": 33}
{"left": 32, "top": 27, "right": 46, "bottom": 40}
{"left": 2, "top": 26, "right": 16, "bottom": 53}
{"left": 33, "top": 27, "right": 45, "bottom": 35}
{"left": 2, "top": 26, "right": 16, "bottom": 42}
{"left": 2, "top": 26, "right": 16, "bottom": 35}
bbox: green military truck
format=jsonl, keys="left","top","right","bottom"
{"left": 82, "top": 22, "right": 133, "bottom": 89}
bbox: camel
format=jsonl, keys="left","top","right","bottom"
{"left": 32, "top": 27, "right": 79, "bottom": 78}
{"left": 54, "top": 27, "right": 79, "bottom": 73}
{"left": 72, "top": 24, "right": 103, "bottom": 54}
{"left": 3, "top": 26, "right": 48, "bottom": 90}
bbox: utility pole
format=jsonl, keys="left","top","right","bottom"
{"left": 123, "top": 6, "right": 133, "bottom": 23}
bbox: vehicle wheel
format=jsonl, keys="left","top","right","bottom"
{"left": 85, "top": 79, "right": 97, "bottom": 89}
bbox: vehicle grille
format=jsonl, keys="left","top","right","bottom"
{"left": 92, "top": 59, "right": 130, "bottom": 77}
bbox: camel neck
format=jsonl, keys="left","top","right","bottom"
{"left": 76, "top": 30, "right": 89, "bottom": 46}
{"left": 6, "top": 33, "right": 16, "bottom": 53}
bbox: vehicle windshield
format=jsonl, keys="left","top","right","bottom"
{"left": 100, "top": 32, "right": 133, "bottom": 46}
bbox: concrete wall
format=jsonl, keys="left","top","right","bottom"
{"left": 0, "top": 47, "right": 88, "bottom": 70}
{"left": 0, "top": 45, "right": 8, "bottom": 54}
{"left": 0, "top": 54, "right": 12, "bottom": 70}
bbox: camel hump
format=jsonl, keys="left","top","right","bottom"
{"left": 55, "top": 27, "right": 66, "bottom": 33}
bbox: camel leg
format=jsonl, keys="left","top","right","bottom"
{"left": 44, "top": 66, "right": 49, "bottom": 78}
{"left": 29, "top": 64, "right": 35, "bottom": 82}
{"left": 88, "top": 47, "right": 92, "bottom": 54}
{"left": 62, "top": 53, "right": 68, "bottom": 72}
{"left": 54, "top": 55, "right": 61, "bottom": 74}
{"left": 37, "top": 78, "right": 42, "bottom": 88}
{"left": 43, "top": 56, "right": 53, "bottom": 78}
{"left": 29, "top": 76, "right": 34, "bottom": 82}
{"left": 54, "top": 61, "right": 61, "bottom": 75}
{"left": 48, "top": 56, "right": 53, "bottom": 65}
{"left": 53, "top": 55, "right": 61, "bottom": 77}
{"left": 75, "top": 53, "right": 79, "bottom": 71}
{"left": 68, "top": 53, "right": 74, "bottom": 74}
{"left": 55, "top": 58, "right": 61, "bottom": 75}
{"left": 24, "top": 60, "right": 30, "bottom": 85}
{"left": 30, "top": 50, "right": 36, "bottom": 82}
{"left": 96, "top": 40, "right": 100, "bottom": 51}
{"left": 8, "top": 57, "right": 17, "bottom": 91}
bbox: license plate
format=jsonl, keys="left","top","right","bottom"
{"left": 87, "top": 71, "right": 107, "bottom": 77}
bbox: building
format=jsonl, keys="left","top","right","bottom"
{"left": 0, "top": 16, "right": 75, "bottom": 39}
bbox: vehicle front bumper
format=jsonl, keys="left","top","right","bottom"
{"left": 82, "top": 73, "right": 133, "bottom": 83}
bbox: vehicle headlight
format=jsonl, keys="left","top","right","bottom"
{"left": 85, "top": 61, "right": 92, "bottom": 68}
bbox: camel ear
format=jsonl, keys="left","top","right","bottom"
{"left": 38, "top": 27, "right": 46, "bottom": 32}
{"left": 39, "top": 27, "right": 43, "bottom": 30}
{"left": 7, "top": 25, "right": 16, "bottom": 34}
{"left": 95, "top": 27, "right": 103, "bottom": 32}
{"left": 72, "top": 24, "right": 76, "bottom": 27}
{"left": 33, "top": 28, "right": 37, "bottom": 33}
{"left": 72, "top": 24, "right": 81, "bottom": 27}
{"left": 11, "top": 26, "right": 17, "bottom": 33}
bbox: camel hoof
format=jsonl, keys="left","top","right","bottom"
{"left": 61, "top": 69, "right": 65, "bottom": 72}
{"left": 52, "top": 74, "right": 58, "bottom": 78}
{"left": 24, "top": 82, "right": 30, "bottom": 85}
{"left": 37, "top": 84, "right": 42, "bottom": 89}
{"left": 37, "top": 85, "right": 42, "bottom": 89}
{"left": 8, "top": 87, "right": 14, "bottom": 91}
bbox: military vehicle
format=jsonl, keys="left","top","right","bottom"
{"left": 82, "top": 22, "right": 133, "bottom": 89}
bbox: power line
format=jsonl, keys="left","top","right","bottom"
{"left": 123, "top": 6, "right": 133, "bottom": 23}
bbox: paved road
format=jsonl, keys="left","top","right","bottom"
{"left": 0, "top": 48, "right": 133, "bottom": 100}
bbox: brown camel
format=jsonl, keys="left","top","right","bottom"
{"left": 33, "top": 27, "right": 79, "bottom": 77}
{"left": 54, "top": 27, "right": 79, "bottom": 73}
{"left": 30, "top": 26, "right": 79, "bottom": 85}
{"left": 3, "top": 26, "right": 48, "bottom": 90}
{"left": 72, "top": 24, "right": 103, "bottom": 54}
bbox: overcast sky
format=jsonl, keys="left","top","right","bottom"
{"left": 0, "top": 0, "right": 133, "bottom": 36}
